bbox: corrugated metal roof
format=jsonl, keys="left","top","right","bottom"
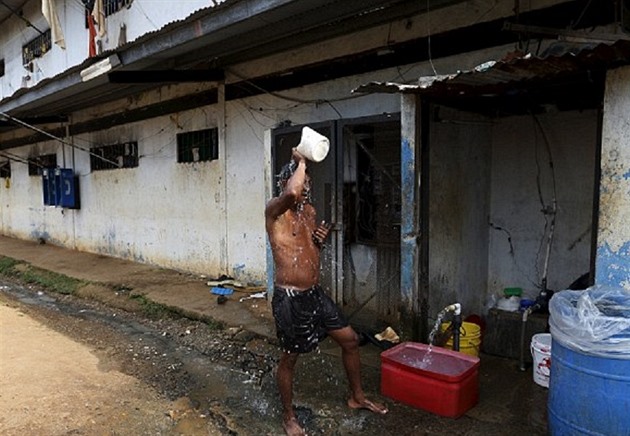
{"left": 354, "top": 39, "right": 630, "bottom": 97}
{"left": 2, "top": 0, "right": 456, "bottom": 118}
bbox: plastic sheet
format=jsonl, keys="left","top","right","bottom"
{"left": 549, "top": 286, "right": 630, "bottom": 359}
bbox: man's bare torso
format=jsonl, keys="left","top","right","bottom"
{"left": 267, "top": 204, "right": 320, "bottom": 290}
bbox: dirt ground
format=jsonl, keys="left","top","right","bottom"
{"left": 0, "top": 301, "right": 184, "bottom": 435}
{"left": 0, "top": 236, "right": 551, "bottom": 435}
{"left": 0, "top": 285, "right": 233, "bottom": 435}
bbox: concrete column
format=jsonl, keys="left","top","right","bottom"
{"left": 597, "top": 66, "right": 630, "bottom": 288}
{"left": 400, "top": 93, "right": 428, "bottom": 340}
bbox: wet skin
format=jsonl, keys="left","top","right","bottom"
{"left": 265, "top": 149, "right": 387, "bottom": 436}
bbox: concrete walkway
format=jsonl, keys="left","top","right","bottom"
{"left": 0, "top": 235, "right": 276, "bottom": 339}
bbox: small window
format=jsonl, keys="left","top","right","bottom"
{"left": 104, "top": 0, "right": 133, "bottom": 16}
{"left": 177, "top": 128, "right": 219, "bottom": 163}
{"left": 0, "top": 59, "right": 5, "bottom": 77}
{"left": 0, "top": 161, "right": 11, "bottom": 178}
{"left": 28, "top": 154, "right": 57, "bottom": 176}
{"left": 91, "top": 141, "right": 138, "bottom": 171}
{"left": 22, "top": 30, "right": 52, "bottom": 66}
{"left": 83, "top": 0, "right": 132, "bottom": 27}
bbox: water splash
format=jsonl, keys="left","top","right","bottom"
{"left": 428, "top": 308, "right": 449, "bottom": 346}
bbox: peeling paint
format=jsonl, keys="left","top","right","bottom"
{"left": 596, "top": 242, "right": 630, "bottom": 289}
{"left": 400, "top": 136, "right": 415, "bottom": 304}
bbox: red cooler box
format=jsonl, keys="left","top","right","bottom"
{"left": 380, "top": 342, "right": 480, "bottom": 418}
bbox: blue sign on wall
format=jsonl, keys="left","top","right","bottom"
{"left": 42, "top": 168, "right": 80, "bottom": 209}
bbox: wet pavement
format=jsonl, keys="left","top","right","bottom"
{"left": 0, "top": 235, "right": 549, "bottom": 435}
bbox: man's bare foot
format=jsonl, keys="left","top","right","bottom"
{"left": 283, "top": 417, "right": 306, "bottom": 436}
{"left": 347, "top": 397, "right": 389, "bottom": 414}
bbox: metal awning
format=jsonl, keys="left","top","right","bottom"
{"left": 353, "top": 39, "right": 630, "bottom": 115}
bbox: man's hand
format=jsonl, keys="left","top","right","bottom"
{"left": 292, "top": 147, "right": 306, "bottom": 165}
{"left": 312, "top": 221, "right": 332, "bottom": 248}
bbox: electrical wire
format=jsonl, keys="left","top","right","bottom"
{"left": 134, "top": 0, "right": 160, "bottom": 30}
{"left": 532, "top": 114, "right": 558, "bottom": 292}
{"left": 0, "top": 151, "right": 32, "bottom": 166}
{"left": 571, "top": 0, "right": 594, "bottom": 30}
{"left": 425, "top": 0, "right": 437, "bottom": 76}
{"left": 0, "top": 111, "right": 121, "bottom": 168}
{"left": 227, "top": 67, "right": 365, "bottom": 105}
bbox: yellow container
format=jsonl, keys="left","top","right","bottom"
{"left": 440, "top": 321, "right": 482, "bottom": 357}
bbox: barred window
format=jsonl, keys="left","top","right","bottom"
{"left": 22, "top": 30, "right": 52, "bottom": 66}
{"left": 90, "top": 141, "right": 138, "bottom": 171}
{"left": 28, "top": 154, "right": 57, "bottom": 176}
{"left": 104, "top": 0, "right": 133, "bottom": 17}
{"left": 0, "top": 161, "right": 10, "bottom": 178}
{"left": 177, "top": 128, "right": 219, "bottom": 163}
{"left": 83, "top": 0, "right": 132, "bottom": 27}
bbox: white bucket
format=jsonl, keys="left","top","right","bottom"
{"left": 530, "top": 333, "right": 552, "bottom": 388}
{"left": 296, "top": 126, "right": 330, "bottom": 162}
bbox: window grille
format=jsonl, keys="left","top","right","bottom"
{"left": 28, "top": 154, "right": 57, "bottom": 176}
{"left": 0, "top": 161, "right": 10, "bottom": 178}
{"left": 22, "top": 30, "right": 52, "bottom": 66}
{"left": 177, "top": 128, "right": 219, "bottom": 163}
{"left": 104, "top": 0, "right": 133, "bottom": 17}
{"left": 83, "top": 0, "right": 132, "bottom": 27}
{"left": 90, "top": 141, "right": 138, "bottom": 171}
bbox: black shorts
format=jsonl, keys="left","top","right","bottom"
{"left": 272, "top": 285, "right": 348, "bottom": 354}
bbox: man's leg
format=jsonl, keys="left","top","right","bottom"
{"left": 277, "top": 351, "right": 305, "bottom": 436}
{"left": 327, "top": 326, "right": 388, "bottom": 414}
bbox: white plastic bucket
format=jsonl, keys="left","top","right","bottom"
{"left": 296, "top": 126, "right": 330, "bottom": 162}
{"left": 530, "top": 333, "right": 552, "bottom": 388}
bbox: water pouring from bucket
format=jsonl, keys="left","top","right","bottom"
{"left": 296, "top": 126, "right": 330, "bottom": 162}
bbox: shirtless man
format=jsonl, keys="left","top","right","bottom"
{"left": 265, "top": 148, "right": 388, "bottom": 436}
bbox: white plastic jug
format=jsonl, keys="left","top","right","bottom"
{"left": 296, "top": 126, "right": 330, "bottom": 162}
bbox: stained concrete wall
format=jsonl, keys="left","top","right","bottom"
{"left": 429, "top": 107, "right": 492, "bottom": 317}
{"left": 0, "top": 0, "right": 592, "bottom": 298}
{"left": 488, "top": 110, "right": 597, "bottom": 299}
{"left": 0, "top": 69, "right": 410, "bottom": 283}
{"left": 599, "top": 66, "right": 630, "bottom": 289}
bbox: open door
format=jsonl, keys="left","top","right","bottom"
{"left": 271, "top": 117, "right": 401, "bottom": 330}
{"left": 338, "top": 116, "right": 401, "bottom": 327}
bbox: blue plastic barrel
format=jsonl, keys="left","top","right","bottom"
{"left": 548, "top": 339, "right": 630, "bottom": 435}
{"left": 548, "top": 287, "right": 630, "bottom": 435}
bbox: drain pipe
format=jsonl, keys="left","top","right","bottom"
{"left": 452, "top": 311, "right": 462, "bottom": 352}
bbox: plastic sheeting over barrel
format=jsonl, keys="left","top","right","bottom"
{"left": 548, "top": 287, "right": 630, "bottom": 435}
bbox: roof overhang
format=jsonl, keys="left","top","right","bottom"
{"left": 354, "top": 40, "right": 630, "bottom": 116}
{"left": 0, "top": 0, "right": 465, "bottom": 123}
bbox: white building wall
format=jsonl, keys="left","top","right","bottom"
{"left": 78, "top": 106, "right": 226, "bottom": 272}
{"left": 0, "top": 0, "right": 595, "bottom": 294}
{"left": 0, "top": 0, "right": 223, "bottom": 99}
{"left": 94, "top": 0, "right": 218, "bottom": 51}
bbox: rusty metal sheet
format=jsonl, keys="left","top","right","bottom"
{"left": 354, "top": 40, "right": 630, "bottom": 97}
